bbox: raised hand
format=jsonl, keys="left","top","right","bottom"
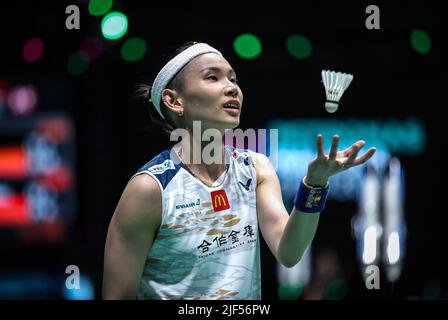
{"left": 305, "top": 134, "right": 377, "bottom": 187}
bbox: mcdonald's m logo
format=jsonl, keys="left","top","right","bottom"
{"left": 211, "top": 190, "right": 230, "bottom": 212}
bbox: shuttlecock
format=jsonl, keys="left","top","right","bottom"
{"left": 321, "top": 70, "right": 353, "bottom": 113}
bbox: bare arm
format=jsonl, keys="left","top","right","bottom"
{"left": 102, "top": 174, "right": 162, "bottom": 299}
{"left": 253, "top": 152, "right": 319, "bottom": 268}
{"left": 252, "top": 135, "right": 376, "bottom": 268}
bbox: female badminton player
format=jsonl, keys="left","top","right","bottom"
{"left": 102, "top": 42, "right": 376, "bottom": 299}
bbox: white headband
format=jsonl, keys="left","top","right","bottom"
{"left": 151, "top": 43, "right": 223, "bottom": 119}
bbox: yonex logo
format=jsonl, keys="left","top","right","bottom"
{"left": 239, "top": 178, "right": 252, "bottom": 191}
{"left": 305, "top": 190, "right": 322, "bottom": 208}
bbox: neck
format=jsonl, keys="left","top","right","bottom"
{"left": 177, "top": 133, "right": 226, "bottom": 181}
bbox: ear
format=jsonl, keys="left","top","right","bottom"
{"left": 161, "top": 89, "right": 183, "bottom": 114}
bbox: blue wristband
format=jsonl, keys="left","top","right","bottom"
{"left": 294, "top": 177, "right": 329, "bottom": 213}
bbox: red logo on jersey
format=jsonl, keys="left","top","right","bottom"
{"left": 211, "top": 190, "right": 230, "bottom": 212}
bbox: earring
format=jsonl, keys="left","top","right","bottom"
{"left": 178, "top": 110, "right": 183, "bottom": 117}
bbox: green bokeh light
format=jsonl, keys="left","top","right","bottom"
{"left": 88, "top": 0, "right": 113, "bottom": 16}
{"left": 233, "top": 34, "right": 262, "bottom": 59}
{"left": 278, "top": 284, "right": 304, "bottom": 300}
{"left": 324, "top": 279, "right": 348, "bottom": 300}
{"left": 67, "top": 52, "right": 89, "bottom": 75}
{"left": 121, "top": 37, "right": 147, "bottom": 62}
{"left": 101, "top": 12, "right": 128, "bottom": 40}
{"left": 286, "top": 34, "right": 312, "bottom": 59}
{"left": 411, "top": 29, "right": 431, "bottom": 54}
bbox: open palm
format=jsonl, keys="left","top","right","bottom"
{"left": 305, "top": 134, "right": 377, "bottom": 187}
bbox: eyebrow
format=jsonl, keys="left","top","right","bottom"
{"left": 200, "top": 66, "right": 236, "bottom": 76}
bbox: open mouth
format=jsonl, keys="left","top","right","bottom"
{"left": 223, "top": 102, "right": 240, "bottom": 110}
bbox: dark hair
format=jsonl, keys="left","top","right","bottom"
{"left": 135, "top": 41, "right": 199, "bottom": 136}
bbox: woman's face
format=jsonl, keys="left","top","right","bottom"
{"left": 176, "top": 53, "right": 243, "bottom": 132}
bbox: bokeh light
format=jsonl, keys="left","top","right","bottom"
{"left": 88, "top": 0, "right": 113, "bottom": 16}
{"left": 411, "top": 29, "right": 431, "bottom": 54}
{"left": 63, "top": 275, "right": 95, "bottom": 300}
{"left": 0, "top": 81, "right": 11, "bottom": 114}
{"left": 7, "top": 85, "right": 38, "bottom": 115}
{"left": 278, "top": 284, "right": 304, "bottom": 300}
{"left": 121, "top": 37, "right": 147, "bottom": 62}
{"left": 22, "top": 38, "right": 44, "bottom": 63}
{"left": 67, "top": 52, "right": 90, "bottom": 75}
{"left": 101, "top": 12, "right": 128, "bottom": 40}
{"left": 286, "top": 34, "right": 312, "bottom": 59}
{"left": 233, "top": 33, "right": 262, "bottom": 59}
{"left": 80, "top": 37, "right": 102, "bottom": 61}
{"left": 324, "top": 278, "right": 348, "bottom": 300}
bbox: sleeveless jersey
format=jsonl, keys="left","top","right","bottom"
{"left": 132, "top": 145, "right": 261, "bottom": 300}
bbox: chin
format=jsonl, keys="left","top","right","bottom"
{"left": 230, "top": 120, "right": 240, "bottom": 129}
{"left": 200, "top": 116, "right": 240, "bottom": 132}
{"left": 223, "top": 118, "right": 240, "bottom": 130}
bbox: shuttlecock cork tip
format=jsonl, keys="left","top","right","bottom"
{"left": 325, "top": 101, "right": 339, "bottom": 113}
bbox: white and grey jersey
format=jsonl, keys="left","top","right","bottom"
{"left": 132, "top": 145, "right": 260, "bottom": 300}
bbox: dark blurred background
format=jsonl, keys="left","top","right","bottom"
{"left": 0, "top": 1, "right": 445, "bottom": 300}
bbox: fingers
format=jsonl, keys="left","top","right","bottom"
{"left": 316, "top": 134, "right": 325, "bottom": 160}
{"left": 328, "top": 135, "right": 339, "bottom": 160}
{"left": 345, "top": 140, "right": 365, "bottom": 164}
{"left": 316, "top": 136, "right": 376, "bottom": 168}
{"left": 337, "top": 140, "right": 364, "bottom": 157}
{"left": 352, "top": 147, "right": 377, "bottom": 166}
{"left": 337, "top": 146, "right": 353, "bottom": 157}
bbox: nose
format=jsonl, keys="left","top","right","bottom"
{"left": 224, "top": 82, "right": 239, "bottom": 98}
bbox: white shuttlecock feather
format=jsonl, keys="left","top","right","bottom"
{"left": 321, "top": 70, "right": 353, "bottom": 113}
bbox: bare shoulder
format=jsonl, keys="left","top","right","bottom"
{"left": 113, "top": 173, "right": 162, "bottom": 231}
{"left": 126, "top": 173, "right": 161, "bottom": 198}
{"left": 103, "top": 174, "right": 162, "bottom": 299}
{"left": 247, "top": 150, "right": 269, "bottom": 167}
{"left": 246, "top": 150, "right": 277, "bottom": 186}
